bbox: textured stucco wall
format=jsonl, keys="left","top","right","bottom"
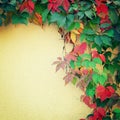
{"left": 0, "top": 24, "right": 91, "bottom": 120}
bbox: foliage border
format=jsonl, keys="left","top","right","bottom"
{"left": 0, "top": 0, "right": 120, "bottom": 119}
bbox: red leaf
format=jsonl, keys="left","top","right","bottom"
{"left": 35, "top": 13, "right": 42, "bottom": 25}
{"left": 80, "top": 68, "right": 89, "bottom": 75}
{"left": 89, "top": 103, "right": 97, "bottom": 109}
{"left": 89, "top": 107, "right": 105, "bottom": 120}
{"left": 96, "top": 85, "right": 106, "bottom": 101}
{"left": 107, "top": 86, "right": 115, "bottom": 95}
{"left": 63, "top": 73, "right": 75, "bottom": 85}
{"left": 28, "top": 0, "right": 34, "bottom": 13}
{"left": 62, "top": 0, "right": 70, "bottom": 12}
{"left": 19, "top": 0, "right": 34, "bottom": 13}
{"left": 82, "top": 95, "right": 96, "bottom": 109}
{"left": 92, "top": 50, "right": 106, "bottom": 62}
{"left": 53, "top": 57, "right": 67, "bottom": 72}
{"left": 92, "top": 50, "right": 99, "bottom": 58}
{"left": 83, "top": 95, "right": 91, "bottom": 105}
{"left": 99, "top": 54, "right": 106, "bottom": 62}
{"left": 48, "top": 0, "right": 74, "bottom": 12}
{"left": 97, "top": 107, "right": 106, "bottom": 117}
{"left": 96, "top": 85, "right": 115, "bottom": 101}
{"left": 105, "top": 89, "right": 111, "bottom": 98}
{"left": 65, "top": 52, "right": 77, "bottom": 62}
{"left": 74, "top": 42, "right": 87, "bottom": 55}
{"left": 95, "top": 0, "right": 107, "bottom": 6}
{"left": 96, "top": 3, "right": 108, "bottom": 18}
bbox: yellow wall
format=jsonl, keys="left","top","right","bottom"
{"left": 0, "top": 24, "right": 90, "bottom": 120}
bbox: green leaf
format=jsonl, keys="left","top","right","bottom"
{"left": 77, "top": 56, "right": 82, "bottom": 61}
{"left": 66, "top": 14, "right": 74, "bottom": 29}
{"left": 89, "top": 61, "right": 96, "bottom": 69}
{"left": 35, "top": 3, "right": 47, "bottom": 14}
{"left": 85, "top": 9, "right": 93, "bottom": 19}
{"left": 96, "top": 98, "right": 109, "bottom": 107}
{"left": 80, "top": 1, "right": 91, "bottom": 11}
{"left": 77, "top": 12, "right": 84, "bottom": 19}
{"left": 83, "top": 28, "right": 95, "bottom": 35}
{"left": 93, "top": 58, "right": 102, "bottom": 65}
{"left": 92, "top": 73, "right": 99, "bottom": 84}
{"left": 21, "top": 12, "right": 29, "bottom": 18}
{"left": 67, "top": 22, "right": 80, "bottom": 31}
{"left": 92, "top": 73, "right": 107, "bottom": 85}
{"left": 0, "top": 18, "right": 2, "bottom": 26}
{"left": 80, "top": 33, "right": 86, "bottom": 41}
{"left": 94, "top": 35, "right": 102, "bottom": 46}
{"left": 100, "top": 23, "right": 111, "bottom": 29}
{"left": 81, "top": 53, "right": 91, "bottom": 60}
{"left": 113, "top": 0, "right": 120, "bottom": 6}
{"left": 50, "top": 12, "right": 66, "bottom": 27}
{"left": 71, "top": 3, "right": 78, "bottom": 10}
{"left": 70, "top": 60, "right": 75, "bottom": 69}
{"left": 103, "top": 116, "right": 111, "bottom": 120}
{"left": 42, "top": 9, "right": 49, "bottom": 22}
{"left": 49, "top": 12, "right": 60, "bottom": 22}
{"left": 12, "top": 13, "right": 28, "bottom": 25}
{"left": 71, "top": 77, "right": 77, "bottom": 85}
{"left": 109, "top": 9, "right": 118, "bottom": 24}
{"left": 75, "top": 61, "right": 81, "bottom": 67}
{"left": 108, "top": 65, "right": 116, "bottom": 74}
{"left": 41, "top": 0, "right": 48, "bottom": 3}
{"left": 32, "top": 0, "right": 37, "bottom": 2}
{"left": 100, "top": 35, "right": 112, "bottom": 46}
{"left": 86, "top": 82, "right": 95, "bottom": 97}
{"left": 74, "top": 22, "right": 80, "bottom": 29}
{"left": 9, "top": 0, "right": 16, "bottom": 5}
{"left": 75, "top": 56, "right": 82, "bottom": 67}
{"left": 86, "top": 35, "right": 94, "bottom": 42}
{"left": 104, "top": 29, "right": 114, "bottom": 37}
{"left": 82, "top": 60, "right": 90, "bottom": 68}
{"left": 92, "top": 43, "right": 102, "bottom": 52}
{"left": 113, "top": 108, "right": 120, "bottom": 114}
{"left": 100, "top": 72, "right": 107, "bottom": 85}
{"left": 3, "top": 4, "right": 16, "bottom": 12}
{"left": 57, "top": 14, "right": 66, "bottom": 27}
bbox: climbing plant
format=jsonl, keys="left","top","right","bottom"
{"left": 0, "top": 0, "right": 120, "bottom": 119}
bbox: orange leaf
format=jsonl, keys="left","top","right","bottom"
{"left": 35, "top": 13, "right": 42, "bottom": 25}
{"left": 99, "top": 54, "right": 106, "bottom": 62}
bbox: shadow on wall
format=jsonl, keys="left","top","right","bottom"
{"left": 0, "top": 24, "right": 91, "bottom": 120}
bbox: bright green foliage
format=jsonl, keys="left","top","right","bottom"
{"left": 12, "top": 12, "right": 29, "bottom": 25}
{"left": 113, "top": 108, "right": 120, "bottom": 120}
{"left": 86, "top": 82, "right": 95, "bottom": 97}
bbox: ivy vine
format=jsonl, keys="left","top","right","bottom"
{"left": 0, "top": 0, "right": 120, "bottom": 120}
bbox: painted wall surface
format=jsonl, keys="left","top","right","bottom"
{"left": 0, "top": 24, "right": 91, "bottom": 120}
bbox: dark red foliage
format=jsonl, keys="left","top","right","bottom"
{"left": 92, "top": 50, "right": 106, "bottom": 62}
{"left": 19, "top": 0, "right": 34, "bottom": 13}
{"left": 96, "top": 3, "right": 108, "bottom": 17}
{"left": 73, "top": 42, "right": 87, "bottom": 55}
{"left": 82, "top": 95, "right": 96, "bottom": 109}
{"left": 48, "top": 0, "right": 74, "bottom": 12}
{"left": 96, "top": 85, "right": 115, "bottom": 101}
{"left": 95, "top": 0, "right": 111, "bottom": 31}
{"left": 89, "top": 107, "right": 106, "bottom": 120}
{"left": 99, "top": 54, "right": 106, "bottom": 62}
{"left": 95, "top": 0, "right": 107, "bottom": 6}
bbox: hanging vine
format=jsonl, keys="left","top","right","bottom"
{"left": 0, "top": 0, "right": 120, "bottom": 119}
